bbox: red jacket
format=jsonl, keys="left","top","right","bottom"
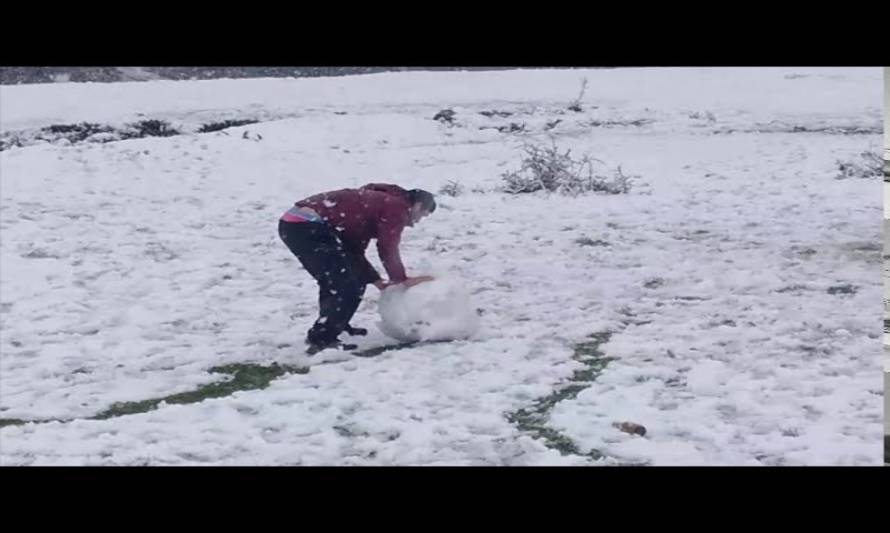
{"left": 295, "top": 183, "right": 411, "bottom": 283}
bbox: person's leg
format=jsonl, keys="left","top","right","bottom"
{"left": 344, "top": 324, "right": 368, "bottom": 336}
{"left": 279, "top": 220, "right": 364, "bottom": 347}
{"left": 339, "top": 250, "right": 373, "bottom": 336}
{"left": 341, "top": 284, "right": 367, "bottom": 336}
{"left": 309, "top": 251, "right": 363, "bottom": 346}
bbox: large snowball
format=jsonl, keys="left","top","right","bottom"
{"left": 377, "top": 276, "right": 480, "bottom": 342}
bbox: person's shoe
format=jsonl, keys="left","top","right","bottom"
{"left": 344, "top": 325, "right": 368, "bottom": 336}
{"left": 305, "top": 338, "right": 358, "bottom": 355}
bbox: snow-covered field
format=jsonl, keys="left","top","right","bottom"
{"left": 0, "top": 68, "right": 883, "bottom": 465}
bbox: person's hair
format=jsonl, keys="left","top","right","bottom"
{"left": 406, "top": 189, "right": 436, "bottom": 213}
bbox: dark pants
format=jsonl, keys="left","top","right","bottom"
{"left": 278, "top": 219, "right": 365, "bottom": 345}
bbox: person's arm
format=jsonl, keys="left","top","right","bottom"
{"left": 376, "top": 213, "right": 408, "bottom": 283}
{"left": 373, "top": 206, "right": 435, "bottom": 290}
{"left": 402, "top": 276, "right": 434, "bottom": 288}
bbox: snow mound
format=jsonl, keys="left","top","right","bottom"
{"left": 377, "top": 276, "right": 480, "bottom": 342}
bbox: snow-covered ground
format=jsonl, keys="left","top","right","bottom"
{"left": 0, "top": 68, "right": 883, "bottom": 465}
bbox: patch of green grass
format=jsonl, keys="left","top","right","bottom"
{"left": 574, "top": 237, "right": 610, "bottom": 247}
{"left": 506, "top": 331, "right": 614, "bottom": 460}
{"left": 197, "top": 119, "right": 259, "bottom": 133}
{"left": 826, "top": 284, "right": 857, "bottom": 295}
{"left": 92, "top": 363, "right": 308, "bottom": 420}
{"left": 1, "top": 363, "right": 311, "bottom": 428}
{"left": 0, "top": 418, "right": 30, "bottom": 428}
{"left": 643, "top": 278, "right": 664, "bottom": 289}
{"left": 0, "top": 416, "right": 74, "bottom": 428}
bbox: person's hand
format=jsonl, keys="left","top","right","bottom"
{"left": 402, "top": 275, "right": 435, "bottom": 288}
{"left": 373, "top": 279, "right": 392, "bottom": 291}
{"left": 374, "top": 276, "right": 434, "bottom": 290}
